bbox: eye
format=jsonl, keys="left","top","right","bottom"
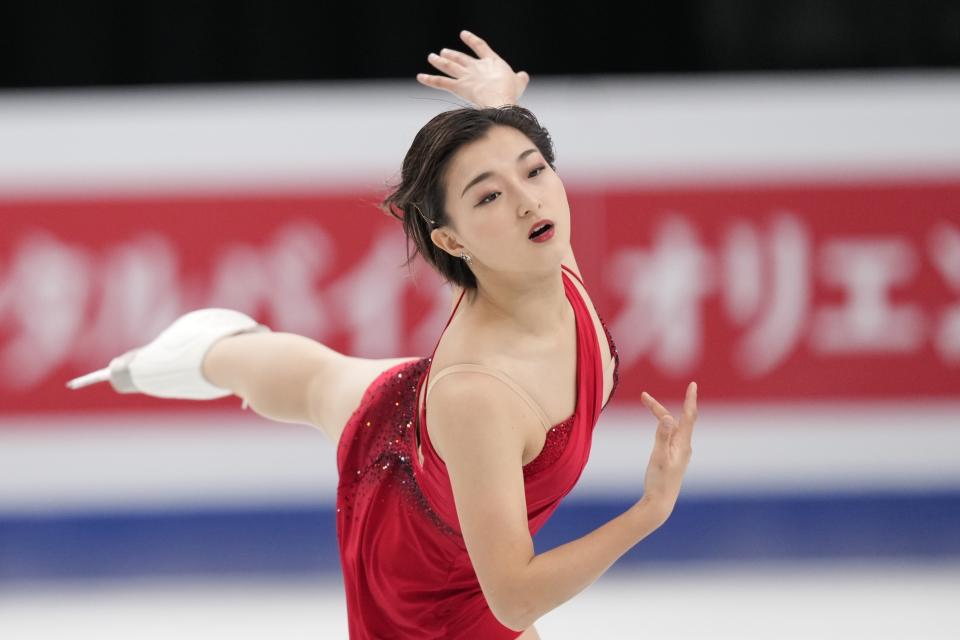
{"left": 476, "top": 166, "right": 548, "bottom": 207}
{"left": 478, "top": 191, "right": 499, "bottom": 206}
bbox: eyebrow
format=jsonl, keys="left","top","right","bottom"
{"left": 460, "top": 148, "right": 540, "bottom": 199}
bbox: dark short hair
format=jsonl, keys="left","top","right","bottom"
{"left": 380, "top": 105, "right": 557, "bottom": 294}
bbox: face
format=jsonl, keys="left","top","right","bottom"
{"left": 431, "top": 125, "right": 570, "bottom": 280}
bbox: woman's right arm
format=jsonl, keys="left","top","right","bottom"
{"left": 516, "top": 388, "right": 698, "bottom": 631}
{"left": 429, "top": 374, "right": 697, "bottom": 631}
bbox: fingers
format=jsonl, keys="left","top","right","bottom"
{"left": 678, "top": 381, "right": 698, "bottom": 440}
{"left": 460, "top": 30, "right": 498, "bottom": 59}
{"left": 643, "top": 382, "right": 699, "bottom": 443}
{"left": 640, "top": 390, "right": 670, "bottom": 422}
{"left": 439, "top": 47, "right": 474, "bottom": 67}
{"left": 427, "top": 52, "right": 466, "bottom": 78}
{"left": 416, "top": 73, "right": 457, "bottom": 92}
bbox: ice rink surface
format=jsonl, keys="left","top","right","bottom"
{"left": 3, "top": 561, "right": 958, "bottom": 639}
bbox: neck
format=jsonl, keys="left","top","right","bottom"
{"left": 465, "top": 265, "right": 568, "bottom": 340}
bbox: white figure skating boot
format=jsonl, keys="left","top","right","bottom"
{"left": 66, "top": 308, "right": 271, "bottom": 400}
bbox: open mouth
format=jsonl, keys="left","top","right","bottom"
{"left": 528, "top": 222, "right": 554, "bottom": 239}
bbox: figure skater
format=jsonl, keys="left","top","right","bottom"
{"left": 68, "top": 29, "right": 698, "bottom": 639}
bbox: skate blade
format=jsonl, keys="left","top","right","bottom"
{"left": 66, "top": 368, "right": 111, "bottom": 390}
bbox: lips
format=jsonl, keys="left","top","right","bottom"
{"left": 528, "top": 219, "right": 554, "bottom": 238}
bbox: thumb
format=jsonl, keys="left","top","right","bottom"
{"left": 517, "top": 70, "right": 530, "bottom": 88}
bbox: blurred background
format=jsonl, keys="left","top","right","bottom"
{"left": 1, "top": 1, "right": 959, "bottom": 638}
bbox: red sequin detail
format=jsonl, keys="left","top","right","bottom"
{"left": 522, "top": 418, "right": 574, "bottom": 478}
{"left": 336, "top": 358, "right": 457, "bottom": 536}
{"left": 599, "top": 312, "right": 621, "bottom": 409}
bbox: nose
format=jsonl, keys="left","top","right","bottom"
{"left": 515, "top": 182, "right": 542, "bottom": 217}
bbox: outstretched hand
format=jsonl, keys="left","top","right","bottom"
{"left": 416, "top": 30, "right": 530, "bottom": 108}
{"left": 639, "top": 382, "right": 698, "bottom": 522}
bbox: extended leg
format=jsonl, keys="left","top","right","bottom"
{"left": 317, "top": 354, "right": 422, "bottom": 448}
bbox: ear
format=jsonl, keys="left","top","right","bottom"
{"left": 431, "top": 227, "right": 466, "bottom": 258}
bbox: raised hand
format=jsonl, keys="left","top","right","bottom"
{"left": 639, "top": 382, "right": 698, "bottom": 522}
{"left": 416, "top": 30, "right": 530, "bottom": 108}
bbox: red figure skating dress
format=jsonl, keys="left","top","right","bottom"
{"left": 336, "top": 264, "right": 620, "bottom": 638}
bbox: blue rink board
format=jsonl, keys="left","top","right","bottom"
{"left": 2, "top": 490, "right": 959, "bottom": 581}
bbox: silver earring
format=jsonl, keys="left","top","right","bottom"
{"left": 460, "top": 252, "right": 472, "bottom": 263}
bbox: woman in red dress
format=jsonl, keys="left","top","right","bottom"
{"left": 87, "top": 29, "right": 698, "bottom": 639}
{"left": 327, "top": 31, "right": 699, "bottom": 638}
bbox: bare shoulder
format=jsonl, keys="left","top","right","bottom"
{"left": 425, "top": 371, "right": 536, "bottom": 464}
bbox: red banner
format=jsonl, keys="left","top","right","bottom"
{"left": 2, "top": 178, "right": 958, "bottom": 414}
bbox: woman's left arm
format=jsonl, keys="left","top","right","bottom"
{"left": 417, "top": 30, "right": 530, "bottom": 108}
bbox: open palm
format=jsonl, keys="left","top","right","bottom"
{"left": 417, "top": 30, "right": 530, "bottom": 108}
{"left": 640, "top": 382, "right": 698, "bottom": 521}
